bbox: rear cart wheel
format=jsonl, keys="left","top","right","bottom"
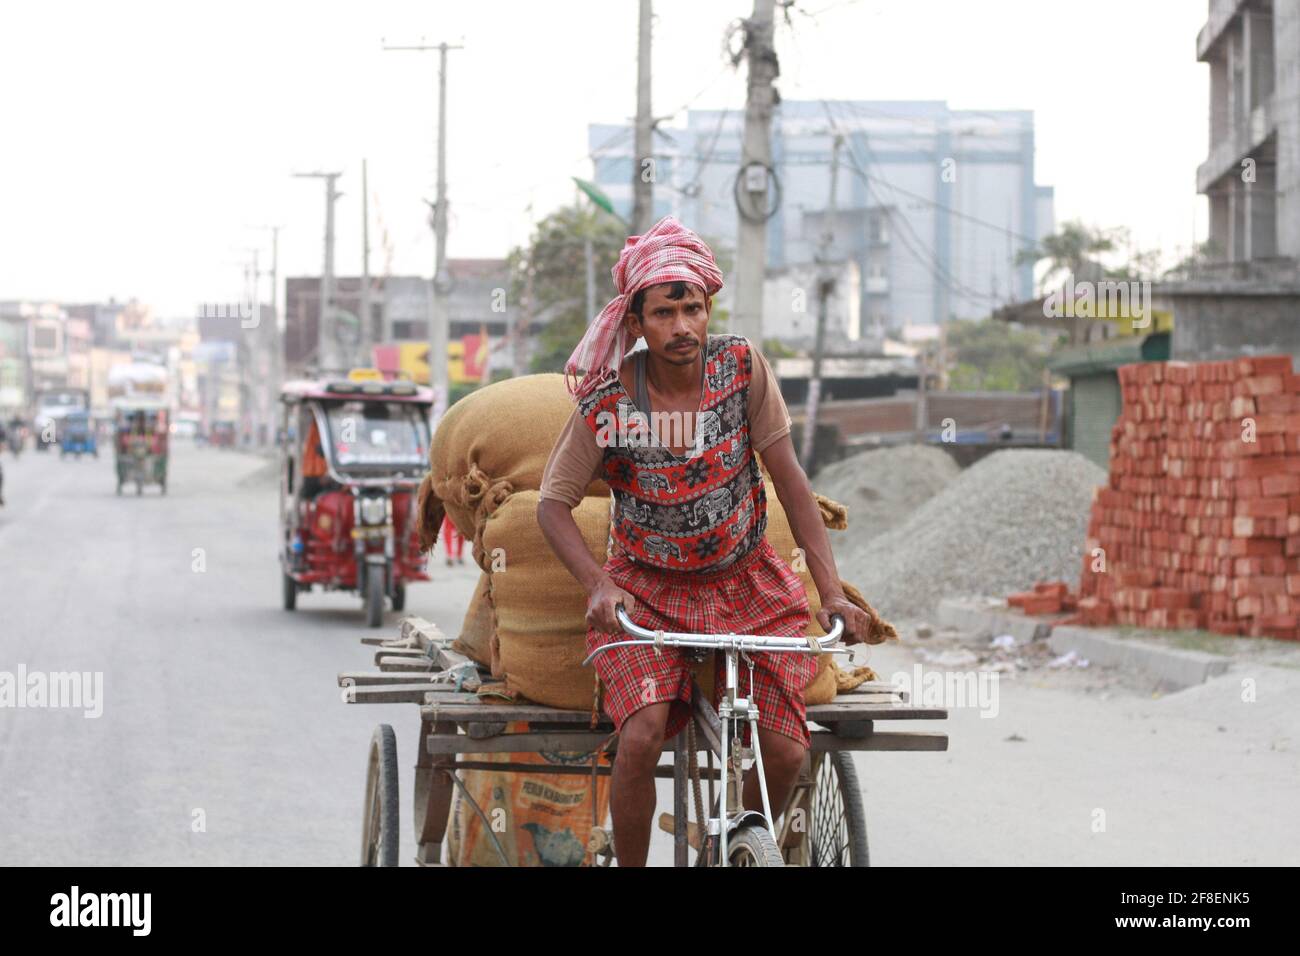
{"left": 282, "top": 572, "right": 297, "bottom": 611}
{"left": 360, "top": 724, "right": 400, "bottom": 867}
{"left": 807, "top": 751, "right": 869, "bottom": 867}
{"left": 391, "top": 582, "right": 405, "bottom": 612}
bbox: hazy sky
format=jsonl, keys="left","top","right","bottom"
{"left": 0, "top": 0, "right": 1209, "bottom": 317}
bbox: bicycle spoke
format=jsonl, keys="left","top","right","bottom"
{"left": 810, "top": 754, "right": 849, "bottom": 866}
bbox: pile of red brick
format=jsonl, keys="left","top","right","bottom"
{"left": 1007, "top": 581, "right": 1077, "bottom": 616}
{"left": 1053, "top": 354, "right": 1300, "bottom": 640}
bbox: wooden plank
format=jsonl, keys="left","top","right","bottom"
{"left": 838, "top": 681, "right": 904, "bottom": 694}
{"left": 401, "top": 616, "right": 449, "bottom": 651}
{"left": 817, "top": 692, "right": 903, "bottom": 704}
{"left": 810, "top": 730, "right": 948, "bottom": 752}
{"left": 448, "top": 761, "right": 718, "bottom": 781}
{"left": 377, "top": 655, "right": 435, "bottom": 672}
{"left": 339, "top": 671, "right": 445, "bottom": 687}
{"left": 432, "top": 645, "right": 474, "bottom": 671}
{"left": 806, "top": 703, "right": 947, "bottom": 720}
{"left": 421, "top": 702, "right": 600, "bottom": 725}
{"left": 659, "top": 812, "right": 702, "bottom": 852}
{"left": 412, "top": 697, "right": 946, "bottom": 724}
{"left": 427, "top": 732, "right": 617, "bottom": 755}
{"left": 419, "top": 691, "right": 483, "bottom": 704}
{"left": 348, "top": 684, "right": 439, "bottom": 705}
{"left": 373, "top": 648, "right": 429, "bottom": 665}
{"left": 424, "top": 727, "right": 946, "bottom": 756}
{"left": 820, "top": 719, "right": 872, "bottom": 739}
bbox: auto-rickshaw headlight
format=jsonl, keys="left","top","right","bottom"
{"left": 359, "top": 496, "right": 388, "bottom": 526}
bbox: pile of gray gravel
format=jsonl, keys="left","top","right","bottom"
{"left": 833, "top": 449, "right": 1106, "bottom": 619}
{"left": 815, "top": 444, "right": 960, "bottom": 540}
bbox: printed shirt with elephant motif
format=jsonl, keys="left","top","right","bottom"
{"left": 540, "top": 334, "right": 792, "bottom": 573}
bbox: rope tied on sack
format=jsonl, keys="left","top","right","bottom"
{"left": 459, "top": 461, "right": 515, "bottom": 569}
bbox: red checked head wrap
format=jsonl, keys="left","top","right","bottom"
{"left": 564, "top": 215, "right": 724, "bottom": 401}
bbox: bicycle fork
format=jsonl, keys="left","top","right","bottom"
{"left": 712, "top": 648, "right": 779, "bottom": 866}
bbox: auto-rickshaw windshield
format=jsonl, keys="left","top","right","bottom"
{"left": 324, "top": 400, "right": 429, "bottom": 469}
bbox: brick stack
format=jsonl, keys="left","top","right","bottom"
{"left": 1008, "top": 581, "right": 1077, "bottom": 616}
{"left": 1075, "top": 354, "right": 1300, "bottom": 640}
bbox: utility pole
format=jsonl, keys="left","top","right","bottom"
{"left": 585, "top": 232, "right": 596, "bottom": 323}
{"left": 733, "top": 0, "right": 779, "bottom": 347}
{"left": 516, "top": 254, "right": 535, "bottom": 377}
{"left": 293, "top": 171, "right": 342, "bottom": 374}
{"left": 268, "top": 225, "right": 281, "bottom": 441}
{"left": 360, "top": 158, "right": 372, "bottom": 367}
{"left": 631, "top": 0, "right": 654, "bottom": 233}
{"left": 800, "top": 134, "right": 841, "bottom": 473}
{"left": 383, "top": 39, "right": 463, "bottom": 416}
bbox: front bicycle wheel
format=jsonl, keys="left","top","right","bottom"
{"left": 727, "top": 824, "right": 784, "bottom": 867}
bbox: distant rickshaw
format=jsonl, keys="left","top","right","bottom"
{"left": 278, "top": 371, "right": 433, "bottom": 627}
{"left": 114, "top": 403, "right": 169, "bottom": 496}
{"left": 59, "top": 411, "right": 98, "bottom": 459}
{"left": 209, "top": 421, "right": 237, "bottom": 449}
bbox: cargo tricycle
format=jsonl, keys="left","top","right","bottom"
{"left": 340, "top": 610, "right": 948, "bottom": 867}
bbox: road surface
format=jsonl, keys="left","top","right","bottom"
{"left": 1, "top": 443, "right": 1298, "bottom": 865}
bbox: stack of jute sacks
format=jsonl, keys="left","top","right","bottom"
{"left": 416, "top": 372, "right": 896, "bottom": 713}
{"left": 1077, "top": 354, "right": 1300, "bottom": 640}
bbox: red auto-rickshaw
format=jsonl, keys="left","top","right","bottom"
{"left": 278, "top": 372, "right": 433, "bottom": 627}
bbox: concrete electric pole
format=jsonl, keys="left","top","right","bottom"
{"left": 631, "top": 0, "right": 654, "bottom": 233}
{"left": 292, "top": 171, "right": 342, "bottom": 374}
{"left": 360, "top": 158, "right": 372, "bottom": 367}
{"left": 733, "top": 0, "right": 779, "bottom": 348}
{"left": 800, "top": 134, "right": 842, "bottom": 473}
{"left": 383, "top": 38, "right": 463, "bottom": 418}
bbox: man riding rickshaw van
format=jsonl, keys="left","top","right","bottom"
{"left": 278, "top": 372, "right": 433, "bottom": 628}
{"left": 59, "top": 410, "right": 98, "bottom": 459}
{"left": 114, "top": 403, "right": 169, "bottom": 496}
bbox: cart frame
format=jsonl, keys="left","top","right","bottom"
{"left": 342, "top": 616, "right": 948, "bottom": 867}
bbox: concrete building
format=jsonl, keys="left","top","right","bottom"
{"left": 1151, "top": 1, "right": 1300, "bottom": 364}
{"left": 284, "top": 260, "right": 517, "bottom": 374}
{"left": 1197, "top": 0, "right": 1300, "bottom": 265}
{"left": 589, "top": 100, "right": 1054, "bottom": 340}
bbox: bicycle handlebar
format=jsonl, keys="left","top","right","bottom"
{"left": 581, "top": 604, "right": 846, "bottom": 667}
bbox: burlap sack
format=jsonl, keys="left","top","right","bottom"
{"left": 761, "top": 479, "right": 838, "bottom": 704}
{"left": 452, "top": 571, "right": 496, "bottom": 667}
{"left": 483, "top": 482, "right": 871, "bottom": 710}
{"left": 446, "top": 721, "right": 611, "bottom": 867}
{"left": 483, "top": 491, "right": 610, "bottom": 711}
{"left": 424, "top": 374, "right": 610, "bottom": 565}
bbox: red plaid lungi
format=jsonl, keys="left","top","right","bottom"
{"left": 587, "top": 536, "right": 817, "bottom": 748}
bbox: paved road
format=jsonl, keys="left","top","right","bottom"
{"left": 2, "top": 443, "right": 1298, "bottom": 866}
{"left": 0, "top": 443, "right": 478, "bottom": 865}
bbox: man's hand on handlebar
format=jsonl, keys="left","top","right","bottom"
{"left": 817, "top": 594, "right": 873, "bottom": 645}
{"left": 586, "top": 574, "right": 637, "bottom": 634}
